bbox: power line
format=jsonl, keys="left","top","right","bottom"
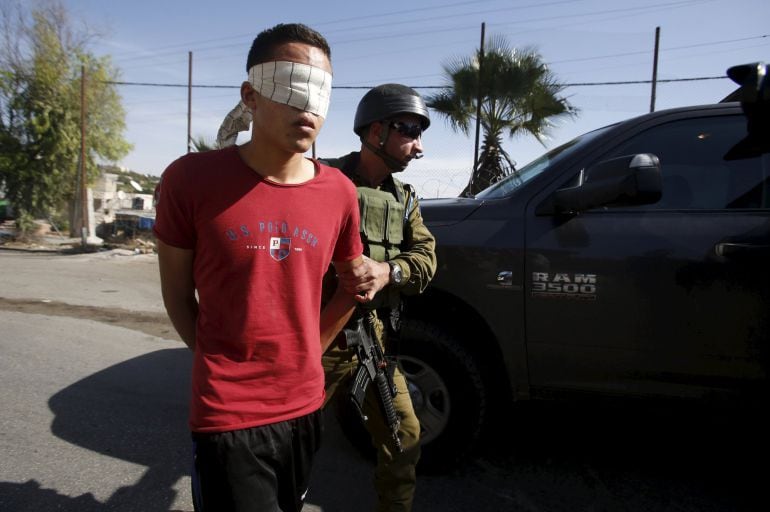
{"left": 105, "top": 74, "right": 728, "bottom": 91}
{"left": 115, "top": 32, "right": 767, "bottom": 76}
{"left": 548, "top": 34, "right": 770, "bottom": 65}
{"left": 564, "top": 75, "right": 724, "bottom": 87}
{"left": 328, "top": 0, "right": 708, "bottom": 46}
{"left": 108, "top": 81, "right": 235, "bottom": 89}
{"left": 106, "top": 0, "right": 575, "bottom": 62}
{"left": 105, "top": 0, "right": 703, "bottom": 65}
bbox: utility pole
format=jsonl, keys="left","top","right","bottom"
{"left": 187, "top": 51, "right": 193, "bottom": 153}
{"left": 472, "top": 22, "right": 486, "bottom": 173}
{"left": 80, "top": 65, "right": 88, "bottom": 248}
{"left": 650, "top": 26, "right": 660, "bottom": 113}
{"left": 467, "top": 21, "right": 486, "bottom": 196}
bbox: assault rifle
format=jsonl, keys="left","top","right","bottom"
{"left": 342, "top": 315, "right": 403, "bottom": 453}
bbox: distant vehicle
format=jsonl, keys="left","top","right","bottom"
{"left": 338, "top": 62, "right": 770, "bottom": 471}
{"left": 0, "top": 199, "right": 10, "bottom": 221}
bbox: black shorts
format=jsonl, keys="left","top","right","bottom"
{"left": 191, "top": 409, "right": 324, "bottom": 512}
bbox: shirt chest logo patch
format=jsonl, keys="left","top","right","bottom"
{"left": 269, "top": 237, "right": 292, "bottom": 261}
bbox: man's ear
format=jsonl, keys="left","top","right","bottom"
{"left": 367, "top": 121, "right": 383, "bottom": 145}
{"left": 241, "top": 81, "right": 257, "bottom": 110}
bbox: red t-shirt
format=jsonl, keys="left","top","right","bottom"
{"left": 153, "top": 146, "right": 362, "bottom": 433}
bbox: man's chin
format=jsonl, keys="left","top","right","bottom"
{"left": 289, "top": 139, "right": 315, "bottom": 155}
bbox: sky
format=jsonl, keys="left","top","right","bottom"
{"left": 51, "top": 0, "right": 770, "bottom": 196}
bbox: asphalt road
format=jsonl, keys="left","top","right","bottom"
{"left": 0, "top": 249, "right": 766, "bottom": 511}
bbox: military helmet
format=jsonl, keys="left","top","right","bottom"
{"left": 353, "top": 83, "right": 430, "bottom": 136}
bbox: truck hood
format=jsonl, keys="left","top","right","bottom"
{"left": 420, "top": 197, "right": 483, "bottom": 227}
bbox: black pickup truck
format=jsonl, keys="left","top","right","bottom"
{"left": 371, "top": 63, "right": 769, "bottom": 470}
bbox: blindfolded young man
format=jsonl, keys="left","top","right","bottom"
{"left": 154, "top": 23, "right": 373, "bottom": 512}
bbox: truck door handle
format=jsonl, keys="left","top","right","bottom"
{"left": 715, "top": 242, "right": 770, "bottom": 257}
{"left": 497, "top": 271, "right": 513, "bottom": 286}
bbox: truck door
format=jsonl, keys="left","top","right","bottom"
{"left": 525, "top": 113, "right": 768, "bottom": 399}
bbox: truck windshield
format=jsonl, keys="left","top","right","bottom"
{"left": 475, "top": 125, "right": 612, "bottom": 199}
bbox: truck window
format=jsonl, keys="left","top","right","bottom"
{"left": 604, "top": 115, "right": 769, "bottom": 210}
{"left": 476, "top": 125, "right": 612, "bottom": 199}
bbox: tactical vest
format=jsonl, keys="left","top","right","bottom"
{"left": 357, "top": 180, "right": 415, "bottom": 312}
{"left": 319, "top": 153, "right": 415, "bottom": 311}
{"left": 357, "top": 185, "right": 405, "bottom": 263}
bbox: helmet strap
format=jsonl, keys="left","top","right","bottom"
{"left": 362, "top": 139, "right": 409, "bottom": 172}
{"left": 378, "top": 122, "right": 391, "bottom": 147}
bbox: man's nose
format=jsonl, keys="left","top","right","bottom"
{"left": 412, "top": 136, "right": 424, "bottom": 154}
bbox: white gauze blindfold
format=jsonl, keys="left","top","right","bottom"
{"left": 215, "top": 61, "right": 332, "bottom": 149}
{"left": 250, "top": 61, "right": 332, "bottom": 118}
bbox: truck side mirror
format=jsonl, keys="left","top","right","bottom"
{"left": 727, "top": 62, "right": 769, "bottom": 106}
{"left": 537, "top": 154, "right": 662, "bottom": 215}
{"left": 724, "top": 62, "right": 770, "bottom": 159}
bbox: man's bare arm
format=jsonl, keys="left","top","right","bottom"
{"left": 320, "top": 256, "right": 364, "bottom": 351}
{"left": 319, "top": 285, "right": 356, "bottom": 352}
{"left": 157, "top": 239, "right": 198, "bottom": 350}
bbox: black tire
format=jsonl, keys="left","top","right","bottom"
{"left": 334, "top": 318, "right": 487, "bottom": 473}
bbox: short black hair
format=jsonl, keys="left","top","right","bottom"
{"left": 246, "top": 23, "right": 331, "bottom": 71}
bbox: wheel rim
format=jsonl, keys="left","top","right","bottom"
{"left": 398, "top": 355, "right": 451, "bottom": 444}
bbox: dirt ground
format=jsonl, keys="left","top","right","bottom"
{"left": 0, "top": 224, "right": 174, "bottom": 340}
{"left": 0, "top": 297, "right": 178, "bottom": 341}
{"left": 0, "top": 228, "right": 157, "bottom": 255}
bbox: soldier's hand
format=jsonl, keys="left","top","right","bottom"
{"left": 337, "top": 255, "right": 390, "bottom": 302}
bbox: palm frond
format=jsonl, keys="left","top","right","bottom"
{"left": 427, "top": 35, "right": 577, "bottom": 196}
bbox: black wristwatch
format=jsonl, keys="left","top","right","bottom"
{"left": 388, "top": 261, "right": 403, "bottom": 285}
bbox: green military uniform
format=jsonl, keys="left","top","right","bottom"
{"left": 322, "top": 152, "right": 437, "bottom": 512}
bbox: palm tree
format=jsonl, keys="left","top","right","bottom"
{"left": 190, "top": 136, "right": 215, "bottom": 152}
{"left": 427, "top": 36, "right": 576, "bottom": 196}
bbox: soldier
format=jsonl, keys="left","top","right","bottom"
{"left": 322, "top": 84, "right": 437, "bottom": 512}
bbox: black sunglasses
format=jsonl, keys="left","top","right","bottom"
{"left": 388, "top": 121, "right": 423, "bottom": 139}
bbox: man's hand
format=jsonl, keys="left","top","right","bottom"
{"left": 337, "top": 255, "right": 391, "bottom": 303}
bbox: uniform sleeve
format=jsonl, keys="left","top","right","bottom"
{"left": 152, "top": 158, "right": 196, "bottom": 249}
{"left": 391, "top": 195, "right": 437, "bottom": 296}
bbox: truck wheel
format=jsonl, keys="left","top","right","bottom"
{"left": 399, "top": 318, "right": 487, "bottom": 472}
{"left": 333, "top": 319, "right": 487, "bottom": 473}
